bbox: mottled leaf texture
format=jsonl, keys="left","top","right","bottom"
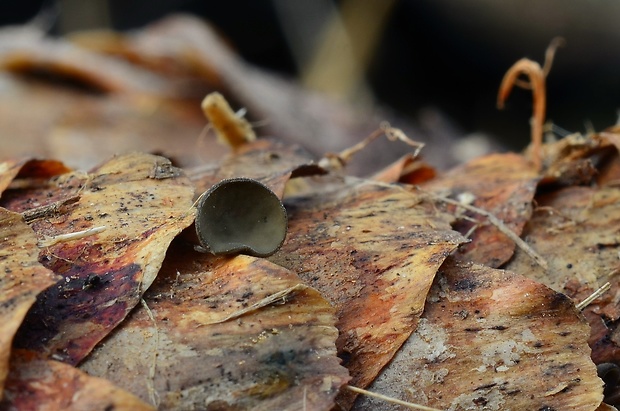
{"left": 505, "top": 186, "right": 620, "bottom": 365}
{"left": 423, "top": 153, "right": 539, "bottom": 267}
{"left": 0, "top": 209, "right": 58, "bottom": 397}
{"left": 269, "top": 178, "right": 465, "bottom": 409}
{"left": 1, "top": 351, "right": 154, "bottom": 411}
{"left": 80, "top": 243, "right": 349, "bottom": 411}
{"left": 0, "top": 153, "right": 194, "bottom": 365}
{"left": 187, "top": 138, "right": 324, "bottom": 199}
{"left": 357, "top": 259, "right": 604, "bottom": 411}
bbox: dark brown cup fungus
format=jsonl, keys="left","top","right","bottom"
{"left": 195, "top": 178, "right": 287, "bottom": 257}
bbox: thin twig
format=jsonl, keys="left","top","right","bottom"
{"left": 319, "top": 122, "right": 424, "bottom": 170}
{"left": 38, "top": 225, "right": 106, "bottom": 247}
{"left": 196, "top": 284, "right": 307, "bottom": 327}
{"left": 576, "top": 282, "right": 611, "bottom": 311}
{"left": 346, "top": 385, "right": 442, "bottom": 411}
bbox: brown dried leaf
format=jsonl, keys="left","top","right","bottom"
{"left": 535, "top": 132, "right": 612, "bottom": 187}
{"left": 371, "top": 154, "right": 436, "bottom": 185}
{"left": 0, "top": 153, "right": 194, "bottom": 365}
{"left": 79, "top": 242, "right": 349, "bottom": 410}
{"left": 0, "top": 73, "right": 211, "bottom": 170}
{"left": 505, "top": 186, "right": 620, "bottom": 364}
{"left": 356, "top": 259, "right": 603, "bottom": 411}
{"left": 0, "top": 209, "right": 58, "bottom": 396}
{"left": 187, "top": 138, "right": 324, "bottom": 198}
{"left": 0, "top": 27, "right": 172, "bottom": 95}
{"left": 0, "top": 159, "right": 71, "bottom": 196}
{"left": 269, "top": 179, "right": 465, "bottom": 408}
{"left": 423, "top": 152, "right": 539, "bottom": 267}
{"left": 1, "top": 350, "right": 154, "bottom": 411}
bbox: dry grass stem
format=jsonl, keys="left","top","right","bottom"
{"left": 345, "top": 385, "right": 442, "bottom": 411}
{"left": 196, "top": 284, "right": 308, "bottom": 327}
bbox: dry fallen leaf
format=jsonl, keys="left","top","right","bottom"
{"left": 0, "top": 153, "right": 194, "bottom": 365}
{"left": 80, "top": 242, "right": 349, "bottom": 411}
{"left": 187, "top": 138, "right": 324, "bottom": 199}
{"left": 269, "top": 178, "right": 465, "bottom": 408}
{"left": 505, "top": 185, "right": 620, "bottom": 365}
{"left": 423, "top": 152, "right": 539, "bottom": 268}
{"left": 0, "top": 209, "right": 58, "bottom": 397}
{"left": 357, "top": 258, "right": 604, "bottom": 410}
{"left": 0, "top": 158, "right": 71, "bottom": 196}
{"left": 1, "top": 350, "right": 154, "bottom": 411}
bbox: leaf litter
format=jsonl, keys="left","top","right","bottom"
{"left": 0, "top": 20, "right": 617, "bottom": 411}
{"left": 79, "top": 242, "right": 349, "bottom": 411}
{"left": 356, "top": 258, "right": 604, "bottom": 411}
{"left": 0, "top": 153, "right": 195, "bottom": 365}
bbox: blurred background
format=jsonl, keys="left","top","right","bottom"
{"left": 1, "top": 0, "right": 619, "bottom": 151}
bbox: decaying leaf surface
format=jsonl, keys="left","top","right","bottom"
{"left": 504, "top": 185, "right": 620, "bottom": 364}
{"left": 187, "top": 138, "right": 324, "bottom": 198}
{"left": 0, "top": 209, "right": 58, "bottom": 396}
{"left": 269, "top": 178, "right": 465, "bottom": 408}
{"left": 79, "top": 242, "right": 349, "bottom": 411}
{"left": 356, "top": 258, "right": 603, "bottom": 411}
{"left": 0, "top": 153, "right": 194, "bottom": 365}
{"left": 1, "top": 350, "right": 154, "bottom": 411}
{"left": 423, "top": 152, "right": 539, "bottom": 267}
{"left": 0, "top": 159, "right": 71, "bottom": 196}
{"left": 371, "top": 154, "right": 436, "bottom": 185}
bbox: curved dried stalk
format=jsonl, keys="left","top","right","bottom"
{"left": 497, "top": 59, "right": 546, "bottom": 171}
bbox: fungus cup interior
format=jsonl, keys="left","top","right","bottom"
{"left": 195, "top": 178, "right": 287, "bottom": 257}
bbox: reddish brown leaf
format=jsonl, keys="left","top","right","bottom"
{"left": 356, "top": 259, "right": 603, "bottom": 411}
{"left": 0, "top": 159, "right": 70, "bottom": 196}
{"left": 269, "top": 179, "right": 464, "bottom": 408}
{"left": 80, "top": 242, "right": 349, "bottom": 410}
{"left": 423, "top": 152, "right": 539, "bottom": 267}
{"left": 0, "top": 209, "right": 58, "bottom": 396}
{"left": 371, "top": 154, "right": 436, "bottom": 185}
{"left": 1, "top": 153, "right": 194, "bottom": 365}
{"left": 2, "top": 350, "right": 154, "bottom": 410}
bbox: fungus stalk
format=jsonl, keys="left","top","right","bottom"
{"left": 498, "top": 58, "right": 546, "bottom": 171}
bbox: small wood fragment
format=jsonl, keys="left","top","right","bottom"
{"left": 201, "top": 91, "right": 256, "bottom": 149}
